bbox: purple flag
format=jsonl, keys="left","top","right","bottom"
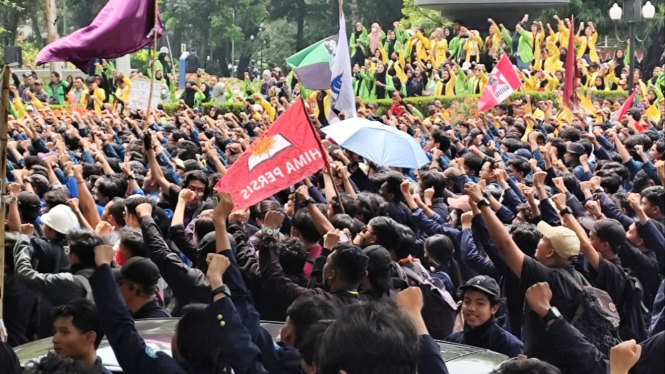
{"left": 36, "top": 0, "right": 163, "bottom": 72}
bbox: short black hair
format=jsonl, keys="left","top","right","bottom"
{"left": 419, "top": 171, "right": 446, "bottom": 198}
{"left": 119, "top": 229, "right": 147, "bottom": 258}
{"left": 430, "top": 130, "right": 451, "bottom": 153}
{"left": 287, "top": 296, "right": 336, "bottom": 348}
{"left": 317, "top": 302, "right": 420, "bottom": 374}
{"left": 298, "top": 320, "right": 333, "bottom": 365}
{"left": 182, "top": 170, "right": 211, "bottom": 198}
{"left": 66, "top": 229, "right": 104, "bottom": 268}
{"left": 509, "top": 223, "right": 541, "bottom": 258}
{"left": 193, "top": 216, "right": 215, "bottom": 242}
{"left": 507, "top": 158, "right": 531, "bottom": 177}
{"left": 330, "top": 193, "right": 360, "bottom": 218}
{"left": 108, "top": 197, "right": 126, "bottom": 227}
{"left": 43, "top": 188, "right": 69, "bottom": 210}
{"left": 462, "top": 153, "right": 483, "bottom": 176}
{"left": 96, "top": 176, "right": 125, "bottom": 201}
{"left": 293, "top": 208, "right": 323, "bottom": 244}
{"left": 279, "top": 237, "right": 308, "bottom": 275}
{"left": 331, "top": 244, "right": 369, "bottom": 286}
{"left": 493, "top": 358, "right": 561, "bottom": 374}
{"left": 53, "top": 298, "right": 104, "bottom": 349}
{"left": 123, "top": 195, "right": 154, "bottom": 219}
{"left": 23, "top": 352, "right": 96, "bottom": 374}
{"left": 368, "top": 216, "right": 400, "bottom": 251}
{"left": 559, "top": 128, "right": 581, "bottom": 142}
{"left": 356, "top": 193, "right": 387, "bottom": 223}
{"left": 251, "top": 200, "right": 281, "bottom": 221}
{"left": 330, "top": 214, "right": 366, "bottom": 238}
{"left": 641, "top": 186, "right": 665, "bottom": 213}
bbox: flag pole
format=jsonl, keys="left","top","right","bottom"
{"left": 0, "top": 66, "right": 10, "bottom": 340}
{"left": 143, "top": 0, "right": 160, "bottom": 129}
{"left": 299, "top": 93, "right": 345, "bottom": 214}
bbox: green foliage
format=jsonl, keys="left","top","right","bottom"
{"left": 400, "top": 0, "right": 449, "bottom": 31}
{"left": 162, "top": 101, "right": 247, "bottom": 116}
{"left": 16, "top": 40, "right": 39, "bottom": 66}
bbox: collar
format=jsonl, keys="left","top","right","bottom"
{"left": 463, "top": 315, "right": 496, "bottom": 341}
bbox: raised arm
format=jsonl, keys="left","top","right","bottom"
{"left": 464, "top": 182, "right": 525, "bottom": 278}
{"left": 551, "top": 193, "right": 600, "bottom": 270}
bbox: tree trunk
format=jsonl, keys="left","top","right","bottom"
{"left": 200, "top": 29, "right": 209, "bottom": 69}
{"left": 350, "top": 0, "right": 361, "bottom": 23}
{"left": 332, "top": 0, "right": 339, "bottom": 29}
{"left": 172, "top": 26, "right": 183, "bottom": 56}
{"left": 296, "top": 0, "right": 306, "bottom": 51}
{"left": 31, "top": 15, "right": 42, "bottom": 43}
{"left": 216, "top": 42, "right": 230, "bottom": 77}
{"left": 643, "top": 26, "right": 664, "bottom": 81}
{"left": 4, "top": 10, "right": 20, "bottom": 46}
{"left": 236, "top": 53, "right": 251, "bottom": 79}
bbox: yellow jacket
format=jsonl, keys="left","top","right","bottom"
{"left": 431, "top": 39, "right": 448, "bottom": 68}
{"left": 463, "top": 33, "right": 483, "bottom": 63}
{"left": 407, "top": 33, "right": 431, "bottom": 64}
{"left": 112, "top": 76, "right": 132, "bottom": 112}
{"left": 533, "top": 31, "right": 545, "bottom": 59}
{"left": 81, "top": 88, "right": 106, "bottom": 117}
{"left": 434, "top": 70, "right": 457, "bottom": 96}
{"left": 576, "top": 32, "right": 599, "bottom": 63}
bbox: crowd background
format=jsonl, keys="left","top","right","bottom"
{"left": 2, "top": 5, "right": 665, "bottom": 374}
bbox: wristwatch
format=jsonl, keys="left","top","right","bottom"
{"left": 559, "top": 206, "right": 573, "bottom": 216}
{"left": 542, "top": 306, "right": 561, "bottom": 324}
{"left": 211, "top": 284, "right": 231, "bottom": 298}
{"left": 262, "top": 226, "right": 280, "bottom": 237}
{"left": 304, "top": 197, "right": 317, "bottom": 206}
{"left": 127, "top": 173, "right": 136, "bottom": 180}
{"left": 476, "top": 198, "right": 490, "bottom": 209}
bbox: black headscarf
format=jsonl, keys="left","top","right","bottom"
{"left": 180, "top": 81, "right": 197, "bottom": 108}
{"left": 158, "top": 52, "right": 171, "bottom": 75}
{"left": 374, "top": 68, "right": 387, "bottom": 99}
{"left": 613, "top": 49, "right": 626, "bottom": 77}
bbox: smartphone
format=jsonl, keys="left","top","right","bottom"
{"left": 213, "top": 195, "right": 219, "bottom": 207}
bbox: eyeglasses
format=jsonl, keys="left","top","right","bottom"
{"left": 362, "top": 227, "right": 374, "bottom": 236}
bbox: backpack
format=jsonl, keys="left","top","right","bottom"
{"left": 401, "top": 265, "right": 457, "bottom": 340}
{"left": 618, "top": 269, "right": 649, "bottom": 342}
{"left": 554, "top": 268, "right": 622, "bottom": 355}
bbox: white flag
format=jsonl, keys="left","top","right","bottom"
{"left": 329, "top": 13, "right": 356, "bottom": 122}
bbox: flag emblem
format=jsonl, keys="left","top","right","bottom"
{"left": 247, "top": 134, "right": 292, "bottom": 172}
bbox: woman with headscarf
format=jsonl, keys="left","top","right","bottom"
{"left": 368, "top": 23, "right": 385, "bottom": 57}
{"left": 212, "top": 82, "right": 227, "bottom": 103}
{"left": 613, "top": 49, "right": 626, "bottom": 77}
{"left": 200, "top": 83, "right": 212, "bottom": 103}
{"left": 362, "top": 62, "right": 395, "bottom": 100}
{"left": 350, "top": 23, "right": 368, "bottom": 68}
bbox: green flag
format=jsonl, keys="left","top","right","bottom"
{"left": 286, "top": 35, "right": 338, "bottom": 90}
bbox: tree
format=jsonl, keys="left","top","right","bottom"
{"left": 400, "top": 0, "right": 448, "bottom": 31}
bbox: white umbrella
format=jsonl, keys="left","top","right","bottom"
{"left": 321, "top": 117, "right": 429, "bottom": 169}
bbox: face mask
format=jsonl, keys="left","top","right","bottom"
{"left": 372, "top": 27, "right": 378, "bottom": 33}
{"left": 427, "top": 64, "right": 432, "bottom": 69}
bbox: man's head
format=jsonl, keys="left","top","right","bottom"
{"left": 536, "top": 221, "right": 580, "bottom": 266}
{"left": 118, "top": 228, "right": 147, "bottom": 261}
{"left": 426, "top": 130, "right": 451, "bottom": 153}
{"left": 66, "top": 229, "right": 104, "bottom": 268}
{"left": 123, "top": 195, "right": 154, "bottom": 228}
{"left": 113, "top": 257, "right": 160, "bottom": 308}
{"left": 292, "top": 208, "right": 323, "bottom": 246}
{"left": 85, "top": 76, "right": 97, "bottom": 90}
{"left": 17, "top": 191, "right": 41, "bottom": 224}
{"left": 581, "top": 218, "right": 625, "bottom": 256}
{"left": 640, "top": 186, "right": 665, "bottom": 219}
{"left": 102, "top": 197, "right": 125, "bottom": 228}
{"left": 459, "top": 275, "right": 503, "bottom": 328}
{"left": 281, "top": 296, "right": 336, "bottom": 348}
{"left": 32, "top": 80, "right": 44, "bottom": 92}
{"left": 51, "top": 72, "right": 61, "bottom": 84}
{"left": 322, "top": 244, "right": 369, "bottom": 292}
{"left": 361, "top": 216, "right": 399, "bottom": 250}
{"left": 316, "top": 302, "right": 420, "bottom": 374}
{"left": 41, "top": 204, "right": 80, "bottom": 241}
{"left": 181, "top": 171, "right": 210, "bottom": 205}
{"left": 52, "top": 299, "right": 104, "bottom": 361}
{"left": 92, "top": 176, "right": 124, "bottom": 207}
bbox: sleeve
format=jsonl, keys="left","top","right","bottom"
{"left": 13, "top": 235, "right": 82, "bottom": 305}
{"left": 520, "top": 255, "right": 553, "bottom": 288}
{"left": 169, "top": 224, "right": 198, "bottom": 264}
{"left": 140, "top": 216, "right": 208, "bottom": 301}
{"left": 89, "top": 264, "right": 186, "bottom": 374}
{"left": 546, "top": 317, "right": 608, "bottom": 374}
{"left": 597, "top": 193, "right": 633, "bottom": 230}
{"left": 417, "top": 335, "right": 449, "bottom": 374}
{"left": 636, "top": 220, "right": 665, "bottom": 268}
{"left": 460, "top": 228, "right": 498, "bottom": 278}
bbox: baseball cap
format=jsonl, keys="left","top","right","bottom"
{"left": 627, "top": 108, "right": 641, "bottom": 122}
{"left": 580, "top": 218, "right": 626, "bottom": 252}
{"left": 537, "top": 221, "right": 580, "bottom": 259}
{"left": 26, "top": 174, "right": 51, "bottom": 197}
{"left": 514, "top": 149, "right": 532, "bottom": 160}
{"left": 17, "top": 191, "right": 41, "bottom": 210}
{"left": 459, "top": 275, "right": 501, "bottom": 298}
{"left": 183, "top": 159, "right": 203, "bottom": 172}
{"left": 163, "top": 123, "right": 177, "bottom": 132}
{"left": 113, "top": 256, "right": 160, "bottom": 287}
{"left": 41, "top": 204, "right": 79, "bottom": 234}
{"left": 565, "top": 142, "right": 585, "bottom": 156}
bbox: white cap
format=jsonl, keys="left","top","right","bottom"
{"left": 159, "top": 46, "right": 169, "bottom": 54}
{"left": 461, "top": 62, "right": 472, "bottom": 71}
{"left": 41, "top": 204, "right": 79, "bottom": 234}
{"left": 262, "top": 69, "right": 271, "bottom": 78}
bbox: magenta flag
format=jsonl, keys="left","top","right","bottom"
{"left": 36, "top": 0, "right": 163, "bottom": 72}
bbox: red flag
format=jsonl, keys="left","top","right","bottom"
{"left": 478, "top": 55, "right": 522, "bottom": 111}
{"left": 214, "top": 98, "right": 326, "bottom": 209}
{"left": 610, "top": 90, "right": 637, "bottom": 123}
{"left": 563, "top": 17, "right": 577, "bottom": 109}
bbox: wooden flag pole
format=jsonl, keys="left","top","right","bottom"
{"left": 143, "top": 0, "right": 160, "bottom": 129}
{"left": 299, "top": 92, "right": 345, "bottom": 214}
{"left": 0, "top": 66, "right": 10, "bottom": 338}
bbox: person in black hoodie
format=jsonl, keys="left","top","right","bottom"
{"left": 445, "top": 275, "right": 524, "bottom": 358}
{"left": 360, "top": 245, "right": 401, "bottom": 301}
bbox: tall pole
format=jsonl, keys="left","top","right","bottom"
{"left": 45, "top": 0, "right": 60, "bottom": 73}
{"left": 144, "top": 0, "right": 159, "bottom": 129}
{"left": 627, "top": 20, "right": 636, "bottom": 103}
{"left": 231, "top": 9, "right": 235, "bottom": 76}
{"left": 0, "top": 66, "right": 10, "bottom": 339}
{"left": 62, "top": 0, "right": 67, "bottom": 36}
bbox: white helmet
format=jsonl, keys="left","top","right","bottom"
{"left": 41, "top": 204, "right": 79, "bottom": 234}
{"left": 159, "top": 46, "right": 169, "bottom": 54}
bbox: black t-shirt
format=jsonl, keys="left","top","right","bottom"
{"left": 167, "top": 184, "right": 213, "bottom": 227}
{"left": 520, "top": 256, "right": 581, "bottom": 370}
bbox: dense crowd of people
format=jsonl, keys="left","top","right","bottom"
{"left": 2, "top": 12, "right": 665, "bottom": 374}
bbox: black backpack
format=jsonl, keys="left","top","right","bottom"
{"left": 401, "top": 265, "right": 457, "bottom": 340}
{"left": 618, "top": 268, "right": 649, "bottom": 342}
{"left": 554, "top": 268, "right": 622, "bottom": 355}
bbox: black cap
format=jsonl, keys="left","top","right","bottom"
{"left": 580, "top": 218, "right": 626, "bottom": 251}
{"left": 566, "top": 142, "right": 585, "bottom": 156}
{"left": 17, "top": 191, "right": 41, "bottom": 209}
{"left": 627, "top": 108, "right": 641, "bottom": 122}
{"left": 113, "top": 257, "right": 160, "bottom": 287}
{"left": 183, "top": 159, "right": 203, "bottom": 172}
{"left": 363, "top": 245, "right": 393, "bottom": 274}
{"left": 459, "top": 275, "right": 501, "bottom": 298}
{"left": 163, "top": 123, "right": 177, "bottom": 132}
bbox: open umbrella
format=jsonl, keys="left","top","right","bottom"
{"left": 321, "top": 117, "right": 429, "bottom": 169}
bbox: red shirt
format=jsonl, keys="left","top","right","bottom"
{"left": 303, "top": 244, "right": 322, "bottom": 278}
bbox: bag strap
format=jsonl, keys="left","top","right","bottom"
{"left": 73, "top": 275, "right": 94, "bottom": 301}
{"left": 401, "top": 265, "right": 457, "bottom": 310}
{"left": 552, "top": 267, "right": 588, "bottom": 292}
